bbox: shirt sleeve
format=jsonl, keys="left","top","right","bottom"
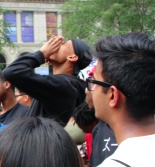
{"left": 2, "top": 51, "right": 74, "bottom": 105}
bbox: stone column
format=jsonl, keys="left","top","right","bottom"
{"left": 33, "top": 11, "right": 39, "bottom": 43}
{"left": 0, "top": 14, "right": 4, "bottom": 41}
{"left": 57, "top": 13, "right": 62, "bottom": 36}
{"left": 34, "top": 11, "right": 46, "bottom": 43}
{"left": 16, "top": 10, "right": 23, "bottom": 43}
{"left": 0, "top": 13, "right": 3, "bottom": 20}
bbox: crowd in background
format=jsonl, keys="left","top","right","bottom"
{"left": 0, "top": 32, "right": 155, "bottom": 167}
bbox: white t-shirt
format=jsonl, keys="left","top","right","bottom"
{"left": 97, "top": 134, "right": 155, "bottom": 167}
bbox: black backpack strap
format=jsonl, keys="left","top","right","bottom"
{"left": 112, "top": 159, "right": 131, "bottom": 167}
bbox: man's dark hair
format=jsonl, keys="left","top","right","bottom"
{"left": 94, "top": 32, "right": 155, "bottom": 120}
{"left": 16, "top": 88, "right": 32, "bottom": 100}
{"left": 16, "top": 88, "right": 25, "bottom": 94}
{"left": 0, "top": 71, "right": 15, "bottom": 91}
{"left": 73, "top": 101, "right": 97, "bottom": 127}
{"left": 0, "top": 117, "right": 83, "bottom": 167}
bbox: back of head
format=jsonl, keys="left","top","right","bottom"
{"left": 16, "top": 88, "right": 31, "bottom": 99}
{"left": 73, "top": 101, "right": 97, "bottom": 128}
{"left": 0, "top": 117, "right": 83, "bottom": 167}
{"left": 72, "top": 39, "right": 92, "bottom": 76}
{"left": 94, "top": 32, "right": 155, "bottom": 120}
{"left": 16, "top": 88, "right": 26, "bottom": 95}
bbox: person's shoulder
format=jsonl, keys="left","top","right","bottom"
{"left": 109, "top": 135, "right": 155, "bottom": 166}
{"left": 48, "top": 74, "right": 86, "bottom": 88}
{"left": 18, "top": 103, "right": 29, "bottom": 111}
{"left": 11, "top": 103, "right": 29, "bottom": 120}
{"left": 97, "top": 156, "right": 125, "bottom": 167}
{"left": 98, "top": 120, "right": 107, "bottom": 127}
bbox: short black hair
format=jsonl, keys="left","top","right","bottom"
{"left": 16, "top": 88, "right": 32, "bottom": 99}
{"left": 73, "top": 101, "right": 97, "bottom": 127}
{"left": 0, "top": 117, "right": 83, "bottom": 167}
{"left": 0, "top": 71, "right": 15, "bottom": 91}
{"left": 94, "top": 32, "right": 155, "bottom": 120}
{"left": 16, "top": 88, "right": 25, "bottom": 94}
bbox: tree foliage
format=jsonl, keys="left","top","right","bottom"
{"left": 60, "top": 0, "right": 155, "bottom": 46}
{"left": 0, "top": 6, "right": 17, "bottom": 71}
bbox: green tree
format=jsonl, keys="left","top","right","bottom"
{"left": 0, "top": 6, "right": 17, "bottom": 71}
{"left": 60, "top": 0, "right": 155, "bottom": 46}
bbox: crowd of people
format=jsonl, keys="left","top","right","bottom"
{"left": 0, "top": 32, "right": 155, "bottom": 167}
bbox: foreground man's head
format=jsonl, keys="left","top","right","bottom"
{"left": 86, "top": 32, "right": 155, "bottom": 137}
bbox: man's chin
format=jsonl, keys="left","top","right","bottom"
{"left": 95, "top": 112, "right": 101, "bottom": 120}
{"left": 89, "top": 105, "right": 95, "bottom": 110}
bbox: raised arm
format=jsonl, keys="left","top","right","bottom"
{"left": 2, "top": 36, "right": 67, "bottom": 104}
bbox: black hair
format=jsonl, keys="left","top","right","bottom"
{"left": 16, "top": 88, "right": 25, "bottom": 94}
{"left": 16, "top": 88, "right": 32, "bottom": 99}
{"left": 0, "top": 117, "right": 84, "bottom": 167}
{"left": 0, "top": 71, "right": 15, "bottom": 91}
{"left": 94, "top": 32, "right": 155, "bottom": 120}
{"left": 73, "top": 101, "right": 97, "bottom": 127}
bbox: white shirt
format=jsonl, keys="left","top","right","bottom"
{"left": 97, "top": 134, "right": 155, "bottom": 167}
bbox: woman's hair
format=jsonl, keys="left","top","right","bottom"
{"left": 0, "top": 117, "right": 84, "bottom": 167}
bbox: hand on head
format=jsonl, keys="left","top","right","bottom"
{"left": 40, "top": 35, "right": 64, "bottom": 62}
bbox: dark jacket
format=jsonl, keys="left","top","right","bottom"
{"left": 89, "top": 120, "right": 118, "bottom": 167}
{"left": 3, "top": 51, "right": 86, "bottom": 126}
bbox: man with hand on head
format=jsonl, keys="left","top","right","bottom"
{"left": 3, "top": 35, "right": 92, "bottom": 126}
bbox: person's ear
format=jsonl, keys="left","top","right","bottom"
{"left": 3, "top": 81, "right": 11, "bottom": 90}
{"left": 67, "top": 55, "right": 78, "bottom": 62}
{"left": 108, "top": 86, "right": 119, "bottom": 108}
{"left": 24, "top": 95, "right": 29, "bottom": 102}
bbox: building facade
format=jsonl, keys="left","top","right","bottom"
{"left": 0, "top": 0, "right": 66, "bottom": 70}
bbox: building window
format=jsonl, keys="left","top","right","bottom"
{"left": 46, "top": 13, "right": 57, "bottom": 40}
{"left": 4, "top": 12, "right": 17, "bottom": 42}
{"left": 21, "top": 12, "right": 34, "bottom": 42}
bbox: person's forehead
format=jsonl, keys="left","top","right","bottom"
{"left": 15, "top": 90, "right": 20, "bottom": 95}
{"left": 65, "top": 40, "right": 75, "bottom": 53}
{"left": 94, "top": 61, "right": 103, "bottom": 81}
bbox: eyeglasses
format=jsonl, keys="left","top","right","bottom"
{"left": 86, "top": 77, "right": 130, "bottom": 97}
{"left": 15, "top": 94, "right": 26, "bottom": 97}
{"left": 86, "top": 77, "right": 112, "bottom": 91}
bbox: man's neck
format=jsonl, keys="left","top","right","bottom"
{"left": 111, "top": 116, "right": 155, "bottom": 145}
{"left": 53, "top": 63, "right": 74, "bottom": 75}
{"left": 1, "top": 95, "right": 17, "bottom": 115}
